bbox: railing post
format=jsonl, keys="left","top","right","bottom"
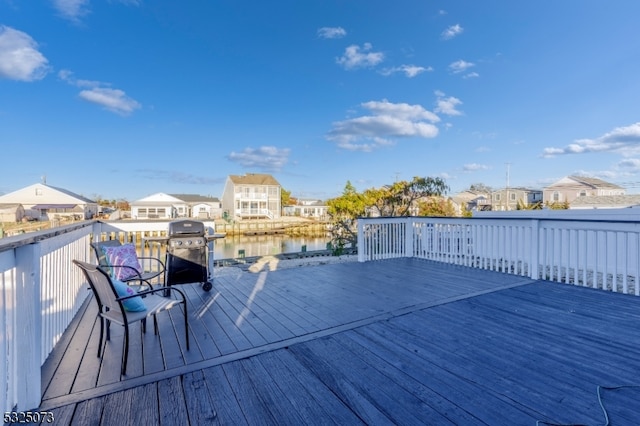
{"left": 357, "top": 219, "right": 365, "bottom": 262}
{"left": 530, "top": 219, "right": 540, "bottom": 280}
{"left": 92, "top": 221, "right": 104, "bottom": 257}
{"left": 14, "top": 242, "right": 41, "bottom": 410}
{"left": 405, "top": 218, "right": 414, "bottom": 258}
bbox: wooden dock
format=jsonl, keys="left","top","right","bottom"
{"left": 38, "top": 258, "right": 640, "bottom": 425}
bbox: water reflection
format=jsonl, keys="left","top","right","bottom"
{"left": 212, "top": 234, "right": 330, "bottom": 259}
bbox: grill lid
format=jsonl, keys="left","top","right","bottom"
{"left": 168, "top": 219, "right": 205, "bottom": 237}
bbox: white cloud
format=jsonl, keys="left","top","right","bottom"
{"left": 52, "top": 0, "right": 90, "bottom": 22}
{"left": 463, "top": 163, "right": 490, "bottom": 172}
{"left": 59, "top": 69, "right": 141, "bottom": 115}
{"left": 463, "top": 72, "right": 479, "bottom": 79}
{"left": 228, "top": 146, "right": 290, "bottom": 172}
{"left": 327, "top": 99, "right": 440, "bottom": 151}
{"left": 336, "top": 43, "right": 384, "bottom": 70}
{"left": 380, "top": 64, "right": 432, "bottom": 78}
{"left": 317, "top": 27, "right": 347, "bottom": 39}
{"left": 449, "top": 59, "right": 475, "bottom": 74}
{"left": 58, "top": 69, "right": 101, "bottom": 88}
{"left": 542, "top": 122, "right": 640, "bottom": 158}
{"left": 0, "top": 26, "right": 50, "bottom": 81}
{"left": 618, "top": 158, "right": 640, "bottom": 170}
{"left": 434, "top": 91, "right": 463, "bottom": 116}
{"left": 52, "top": 0, "right": 140, "bottom": 22}
{"left": 79, "top": 88, "right": 141, "bottom": 115}
{"left": 362, "top": 100, "right": 440, "bottom": 122}
{"left": 441, "top": 24, "right": 463, "bottom": 40}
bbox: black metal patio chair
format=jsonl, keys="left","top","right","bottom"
{"left": 73, "top": 260, "right": 189, "bottom": 375}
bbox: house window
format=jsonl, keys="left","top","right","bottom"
{"left": 510, "top": 193, "right": 516, "bottom": 201}
{"left": 553, "top": 192, "right": 560, "bottom": 202}
{"left": 579, "top": 190, "right": 587, "bottom": 197}
{"left": 138, "top": 208, "right": 148, "bottom": 217}
{"left": 35, "top": 188, "right": 43, "bottom": 196}
{"left": 494, "top": 194, "right": 501, "bottom": 201}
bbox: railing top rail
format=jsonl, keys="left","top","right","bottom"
{"left": 474, "top": 209, "right": 640, "bottom": 222}
{"left": 0, "top": 220, "right": 95, "bottom": 253}
{"left": 0, "top": 219, "right": 219, "bottom": 254}
{"left": 359, "top": 212, "right": 640, "bottom": 225}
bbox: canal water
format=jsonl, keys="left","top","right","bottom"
{"left": 211, "top": 234, "right": 331, "bottom": 260}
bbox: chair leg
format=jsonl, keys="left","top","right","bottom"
{"left": 142, "top": 318, "right": 147, "bottom": 333}
{"left": 154, "top": 314, "right": 159, "bottom": 335}
{"left": 97, "top": 317, "right": 104, "bottom": 358}
{"left": 106, "top": 319, "right": 111, "bottom": 341}
{"left": 122, "top": 322, "right": 129, "bottom": 376}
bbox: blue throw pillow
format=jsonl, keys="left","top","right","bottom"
{"left": 112, "top": 279, "right": 147, "bottom": 312}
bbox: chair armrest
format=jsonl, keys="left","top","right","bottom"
{"left": 133, "top": 286, "right": 187, "bottom": 301}
{"left": 101, "top": 264, "right": 154, "bottom": 290}
{"left": 137, "top": 256, "right": 166, "bottom": 271}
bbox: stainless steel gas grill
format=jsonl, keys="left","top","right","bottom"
{"left": 166, "top": 219, "right": 213, "bottom": 292}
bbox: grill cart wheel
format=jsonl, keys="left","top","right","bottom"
{"left": 202, "top": 281, "right": 213, "bottom": 292}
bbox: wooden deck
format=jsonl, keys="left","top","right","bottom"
{"left": 38, "top": 258, "right": 640, "bottom": 425}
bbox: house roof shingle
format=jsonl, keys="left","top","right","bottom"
{"left": 563, "top": 176, "right": 623, "bottom": 190}
{"left": 228, "top": 173, "right": 280, "bottom": 186}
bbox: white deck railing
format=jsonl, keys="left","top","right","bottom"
{"left": 3, "top": 212, "right": 639, "bottom": 411}
{"left": 0, "top": 219, "right": 214, "bottom": 412}
{"left": 358, "top": 211, "right": 640, "bottom": 296}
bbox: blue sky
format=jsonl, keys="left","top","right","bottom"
{"left": 2, "top": 1, "right": 640, "bottom": 202}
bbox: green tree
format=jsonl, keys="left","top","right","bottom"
{"left": 544, "top": 201, "right": 570, "bottom": 210}
{"left": 365, "top": 176, "right": 449, "bottom": 217}
{"left": 418, "top": 196, "right": 457, "bottom": 217}
{"left": 326, "top": 177, "right": 449, "bottom": 254}
{"left": 516, "top": 199, "right": 543, "bottom": 210}
{"left": 326, "top": 181, "right": 367, "bottom": 255}
{"left": 281, "top": 188, "right": 292, "bottom": 208}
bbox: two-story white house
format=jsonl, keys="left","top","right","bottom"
{"left": 221, "top": 173, "right": 281, "bottom": 220}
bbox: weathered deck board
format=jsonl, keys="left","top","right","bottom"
{"left": 39, "top": 258, "right": 640, "bottom": 425}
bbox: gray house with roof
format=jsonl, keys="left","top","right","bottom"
{"left": 543, "top": 176, "right": 625, "bottom": 206}
{"left": 490, "top": 187, "right": 543, "bottom": 211}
